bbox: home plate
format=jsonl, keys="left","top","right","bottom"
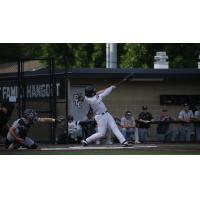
{"left": 40, "top": 145, "right": 158, "bottom": 151}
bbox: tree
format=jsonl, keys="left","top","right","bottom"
{"left": 39, "top": 43, "right": 105, "bottom": 68}
{"left": 118, "top": 44, "right": 149, "bottom": 68}
{"left": 118, "top": 43, "right": 200, "bottom": 68}
{"left": 0, "top": 43, "right": 200, "bottom": 68}
{"left": 0, "top": 43, "right": 42, "bottom": 62}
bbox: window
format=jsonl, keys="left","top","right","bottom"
{"left": 160, "top": 95, "right": 200, "bottom": 105}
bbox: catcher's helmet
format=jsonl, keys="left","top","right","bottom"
{"left": 23, "top": 109, "right": 38, "bottom": 123}
{"left": 85, "top": 86, "right": 96, "bottom": 97}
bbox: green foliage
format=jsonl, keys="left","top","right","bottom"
{"left": 119, "top": 43, "right": 200, "bottom": 68}
{"left": 0, "top": 43, "right": 41, "bottom": 62}
{"left": 118, "top": 44, "right": 149, "bottom": 68}
{"left": 39, "top": 43, "right": 105, "bottom": 68}
{"left": 0, "top": 43, "right": 200, "bottom": 68}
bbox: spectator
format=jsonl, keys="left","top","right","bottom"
{"left": 111, "top": 116, "right": 122, "bottom": 144}
{"left": 178, "top": 103, "right": 194, "bottom": 142}
{"left": 190, "top": 104, "right": 197, "bottom": 115}
{"left": 137, "top": 106, "right": 153, "bottom": 143}
{"left": 114, "top": 116, "right": 121, "bottom": 127}
{"left": 67, "top": 115, "right": 82, "bottom": 143}
{"left": 56, "top": 116, "right": 68, "bottom": 144}
{"left": 156, "top": 109, "right": 179, "bottom": 143}
{"left": 57, "top": 109, "right": 96, "bottom": 144}
{"left": 194, "top": 106, "right": 200, "bottom": 142}
{"left": 0, "top": 101, "right": 15, "bottom": 138}
{"left": 121, "top": 111, "right": 140, "bottom": 144}
{"left": 79, "top": 108, "right": 97, "bottom": 140}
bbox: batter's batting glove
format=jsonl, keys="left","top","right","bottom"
{"left": 111, "top": 85, "right": 116, "bottom": 89}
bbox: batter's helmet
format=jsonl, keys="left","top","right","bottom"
{"left": 85, "top": 86, "right": 96, "bottom": 97}
{"left": 23, "top": 109, "right": 38, "bottom": 123}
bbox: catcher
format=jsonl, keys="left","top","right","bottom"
{"left": 6, "top": 108, "right": 63, "bottom": 150}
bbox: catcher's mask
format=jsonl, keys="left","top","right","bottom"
{"left": 23, "top": 109, "right": 38, "bottom": 123}
{"left": 85, "top": 86, "right": 96, "bottom": 97}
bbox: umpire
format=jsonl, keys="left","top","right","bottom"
{"left": 0, "top": 101, "right": 15, "bottom": 138}
{"left": 137, "top": 106, "right": 153, "bottom": 143}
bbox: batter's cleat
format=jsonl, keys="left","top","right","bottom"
{"left": 81, "top": 140, "right": 88, "bottom": 147}
{"left": 135, "top": 141, "right": 141, "bottom": 144}
{"left": 122, "top": 141, "right": 129, "bottom": 147}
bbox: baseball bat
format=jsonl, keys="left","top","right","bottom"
{"left": 116, "top": 72, "right": 135, "bottom": 87}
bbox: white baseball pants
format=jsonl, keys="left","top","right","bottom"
{"left": 86, "top": 112, "right": 126, "bottom": 144}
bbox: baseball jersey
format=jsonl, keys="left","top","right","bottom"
{"left": 156, "top": 115, "right": 173, "bottom": 134}
{"left": 68, "top": 120, "right": 81, "bottom": 134}
{"left": 178, "top": 110, "right": 194, "bottom": 126}
{"left": 138, "top": 112, "right": 153, "bottom": 128}
{"left": 121, "top": 116, "right": 135, "bottom": 128}
{"left": 85, "top": 86, "right": 113, "bottom": 115}
{"left": 7, "top": 117, "right": 40, "bottom": 142}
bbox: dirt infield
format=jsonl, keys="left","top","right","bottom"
{"left": 1, "top": 143, "right": 200, "bottom": 155}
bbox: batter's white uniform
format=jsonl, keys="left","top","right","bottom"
{"left": 84, "top": 86, "right": 126, "bottom": 144}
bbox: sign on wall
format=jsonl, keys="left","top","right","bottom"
{"left": 0, "top": 80, "right": 65, "bottom": 100}
{"left": 160, "top": 95, "right": 200, "bottom": 105}
{"left": 70, "top": 86, "right": 89, "bottom": 120}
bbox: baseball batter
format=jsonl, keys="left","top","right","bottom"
{"left": 81, "top": 85, "right": 128, "bottom": 146}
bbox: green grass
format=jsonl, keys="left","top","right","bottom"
{"left": 1, "top": 150, "right": 200, "bottom": 155}
{"left": 0, "top": 144, "right": 200, "bottom": 155}
{"left": 1, "top": 143, "right": 200, "bottom": 155}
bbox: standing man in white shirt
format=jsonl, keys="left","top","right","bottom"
{"left": 178, "top": 103, "right": 194, "bottom": 142}
{"left": 81, "top": 85, "right": 128, "bottom": 147}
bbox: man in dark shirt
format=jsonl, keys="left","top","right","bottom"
{"left": 0, "top": 101, "right": 15, "bottom": 138}
{"left": 80, "top": 107, "right": 97, "bottom": 140}
{"left": 156, "top": 109, "right": 179, "bottom": 142}
{"left": 137, "top": 106, "right": 153, "bottom": 143}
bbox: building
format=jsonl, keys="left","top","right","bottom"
{"left": 0, "top": 67, "right": 200, "bottom": 142}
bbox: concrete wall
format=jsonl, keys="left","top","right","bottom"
{"left": 69, "top": 78, "right": 200, "bottom": 139}
{"left": 1, "top": 77, "right": 199, "bottom": 144}
{"left": 70, "top": 78, "right": 200, "bottom": 118}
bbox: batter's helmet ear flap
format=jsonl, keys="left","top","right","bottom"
{"left": 85, "top": 86, "right": 96, "bottom": 97}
